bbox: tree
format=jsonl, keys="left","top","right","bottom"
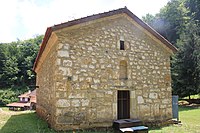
{"left": 143, "top": 0, "right": 190, "bottom": 45}
{"left": 173, "top": 20, "right": 200, "bottom": 98}
{"left": 143, "top": 0, "right": 200, "bottom": 98}
{"left": 0, "top": 35, "right": 42, "bottom": 88}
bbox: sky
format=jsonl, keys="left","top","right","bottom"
{"left": 0, "top": 0, "right": 170, "bottom": 43}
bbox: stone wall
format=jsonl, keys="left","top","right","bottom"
{"left": 36, "top": 14, "right": 173, "bottom": 130}
{"left": 36, "top": 35, "right": 58, "bottom": 127}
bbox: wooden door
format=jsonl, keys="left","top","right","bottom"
{"left": 117, "top": 90, "right": 130, "bottom": 119}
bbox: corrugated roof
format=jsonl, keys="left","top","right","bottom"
{"left": 33, "top": 7, "right": 177, "bottom": 71}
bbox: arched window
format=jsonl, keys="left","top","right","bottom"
{"left": 119, "top": 60, "right": 128, "bottom": 80}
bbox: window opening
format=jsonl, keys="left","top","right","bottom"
{"left": 120, "top": 40, "right": 125, "bottom": 50}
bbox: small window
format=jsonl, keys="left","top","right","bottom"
{"left": 120, "top": 40, "right": 125, "bottom": 50}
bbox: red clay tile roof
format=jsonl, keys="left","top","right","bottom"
{"left": 30, "top": 97, "right": 36, "bottom": 103}
{"left": 33, "top": 7, "right": 177, "bottom": 71}
{"left": 29, "top": 89, "right": 36, "bottom": 97}
{"left": 18, "top": 89, "right": 36, "bottom": 98}
{"left": 6, "top": 102, "right": 30, "bottom": 107}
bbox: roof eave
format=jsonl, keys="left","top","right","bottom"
{"left": 33, "top": 27, "right": 53, "bottom": 71}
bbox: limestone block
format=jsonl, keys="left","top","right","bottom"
{"left": 58, "top": 43, "right": 64, "bottom": 49}
{"left": 71, "top": 55, "right": 77, "bottom": 60}
{"left": 79, "top": 77, "right": 84, "bottom": 82}
{"left": 136, "top": 90, "right": 142, "bottom": 94}
{"left": 59, "top": 67, "right": 67, "bottom": 75}
{"left": 63, "top": 44, "right": 70, "bottom": 50}
{"left": 88, "top": 108, "right": 97, "bottom": 121}
{"left": 57, "top": 115, "right": 73, "bottom": 124}
{"left": 113, "top": 103, "right": 117, "bottom": 119}
{"left": 74, "top": 112, "right": 86, "bottom": 124}
{"left": 145, "top": 99, "right": 152, "bottom": 103}
{"left": 96, "top": 107, "right": 106, "bottom": 119}
{"left": 89, "top": 65, "right": 95, "bottom": 69}
{"left": 72, "top": 75, "right": 78, "bottom": 81}
{"left": 150, "top": 66, "right": 154, "bottom": 69}
{"left": 82, "top": 65, "right": 88, "bottom": 68}
{"left": 143, "top": 92, "right": 148, "bottom": 98}
{"left": 86, "top": 77, "right": 92, "bottom": 83}
{"left": 155, "top": 66, "right": 159, "bottom": 69}
{"left": 137, "top": 96, "right": 144, "bottom": 104}
{"left": 139, "top": 104, "right": 150, "bottom": 116}
{"left": 81, "top": 99, "right": 89, "bottom": 106}
{"left": 162, "top": 99, "right": 171, "bottom": 104}
{"left": 94, "top": 79, "right": 100, "bottom": 84}
{"left": 91, "top": 85, "right": 98, "bottom": 89}
{"left": 57, "top": 99, "right": 70, "bottom": 107}
{"left": 69, "top": 92, "right": 85, "bottom": 99}
{"left": 149, "top": 93, "right": 158, "bottom": 99}
{"left": 130, "top": 91, "right": 135, "bottom": 98}
{"left": 167, "top": 87, "right": 172, "bottom": 91}
{"left": 160, "top": 104, "right": 167, "bottom": 109}
{"left": 71, "top": 99, "right": 80, "bottom": 107}
{"left": 56, "top": 59, "right": 61, "bottom": 65}
{"left": 153, "top": 104, "right": 160, "bottom": 115}
{"left": 96, "top": 92, "right": 104, "bottom": 98}
{"left": 92, "top": 58, "right": 97, "bottom": 64}
{"left": 63, "top": 60, "right": 72, "bottom": 67}
{"left": 58, "top": 50, "right": 69, "bottom": 57}
{"left": 105, "top": 90, "right": 113, "bottom": 95}
{"left": 88, "top": 46, "right": 93, "bottom": 51}
{"left": 166, "top": 108, "right": 172, "bottom": 116}
{"left": 80, "top": 69, "right": 87, "bottom": 72}
{"left": 101, "top": 65, "right": 105, "bottom": 69}
{"left": 78, "top": 40, "right": 85, "bottom": 44}
{"left": 66, "top": 68, "right": 72, "bottom": 76}
{"left": 55, "top": 109, "right": 62, "bottom": 116}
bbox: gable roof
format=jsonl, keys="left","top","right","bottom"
{"left": 33, "top": 7, "right": 177, "bottom": 71}
{"left": 18, "top": 90, "right": 36, "bottom": 98}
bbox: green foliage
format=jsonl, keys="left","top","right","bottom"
{"left": 143, "top": 0, "right": 200, "bottom": 98}
{"left": 173, "top": 20, "right": 200, "bottom": 97}
{"left": 0, "top": 87, "right": 28, "bottom": 105}
{"left": 0, "top": 111, "right": 57, "bottom": 133}
{"left": 143, "top": 0, "right": 189, "bottom": 44}
{"left": 183, "top": 94, "right": 200, "bottom": 99}
{"left": 0, "top": 35, "right": 42, "bottom": 88}
{"left": 0, "top": 35, "right": 42, "bottom": 105}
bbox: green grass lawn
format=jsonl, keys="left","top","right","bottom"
{"left": 0, "top": 108, "right": 57, "bottom": 133}
{"left": 149, "top": 106, "right": 200, "bottom": 133}
{"left": 0, "top": 106, "right": 200, "bottom": 133}
{"left": 183, "top": 94, "right": 200, "bottom": 99}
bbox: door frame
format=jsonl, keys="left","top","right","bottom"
{"left": 117, "top": 90, "right": 130, "bottom": 119}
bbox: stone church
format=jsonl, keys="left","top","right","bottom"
{"left": 33, "top": 7, "right": 177, "bottom": 130}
